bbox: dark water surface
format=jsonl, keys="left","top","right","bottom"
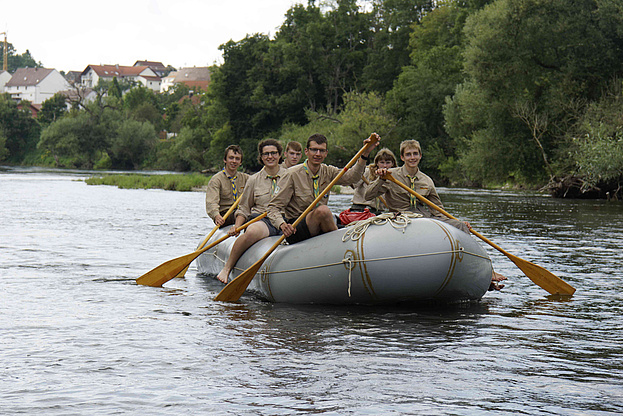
{"left": 1, "top": 167, "right": 622, "bottom": 415}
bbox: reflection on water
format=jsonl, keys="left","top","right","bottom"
{"left": 1, "top": 168, "right": 622, "bottom": 415}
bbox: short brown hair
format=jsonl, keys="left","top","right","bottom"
{"left": 285, "top": 141, "right": 302, "bottom": 153}
{"left": 224, "top": 145, "right": 243, "bottom": 161}
{"left": 399, "top": 140, "right": 422, "bottom": 157}
{"left": 306, "top": 134, "right": 328, "bottom": 148}
{"left": 257, "top": 139, "right": 284, "bottom": 165}
{"left": 374, "top": 148, "right": 397, "bottom": 167}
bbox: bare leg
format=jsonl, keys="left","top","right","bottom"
{"left": 216, "top": 222, "right": 269, "bottom": 283}
{"left": 305, "top": 205, "right": 338, "bottom": 237}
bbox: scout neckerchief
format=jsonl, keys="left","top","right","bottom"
{"left": 265, "top": 170, "right": 280, "bottom": 196}
{"left": 406, "top": 173, "right": 417, "bottom": 208}
{"left": 222, "top": 168, "right": 238, "bottom": 199}
{"left": 303, "top": 160, "right": 320, "bottom": 199}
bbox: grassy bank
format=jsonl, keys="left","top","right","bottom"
{"left": 85, "top": 173, "right": 211, "bottom": 192}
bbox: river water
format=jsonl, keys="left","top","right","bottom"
{"left": 1, "top": 167, "right": 622, "bottom": 415}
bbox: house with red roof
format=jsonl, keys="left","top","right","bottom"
{"left": 80, "top": 64, "right": 161, "bottom": 92}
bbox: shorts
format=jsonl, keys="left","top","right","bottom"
{"left": 247, "top": 213, "right": 282, "bottom": 237}
{"left": 284, "top": 216, "right": 312, "bottom": 245}
{"left": 219, "top": 210, "right": 236, "bottom": 228}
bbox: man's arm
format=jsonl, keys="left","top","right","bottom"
{"left": 205, "top": 176, "right": 221, "bottom": 220}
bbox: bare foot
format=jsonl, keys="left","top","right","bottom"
{"left": 216, "top": 269, "right": 229, "bottom": 284}
{"left": 489, "top": 271, "right": 507, "bottom": 291}
{"left": 492, "top": 271, "right": 507, "bottom": 282}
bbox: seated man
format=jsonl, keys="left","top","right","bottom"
{"left": 205, "top": 145, "right": 249, "bottom": 228}
{"left": 216, "top": 139, "right": 287, "bottom": 283}
{"left": 365, "top": 139, "right": 470, "bottom": 233}
{"left": 268, "top": 133, "right": 379, "bottom": 244}
{"left": 281, "top": 141, "right": 303, "bottom": 169}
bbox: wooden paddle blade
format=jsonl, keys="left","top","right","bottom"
{"left": 507, "top": 253, "right": 576, "bottom": 295}
{"left": 136, "top": 252, "right": 198, "bottom": 287}
{"left": 174, "top": 264, "right": 191, "bottom": 279}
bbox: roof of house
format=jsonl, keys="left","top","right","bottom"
{"left": 82, "top": 64, "right": 160, "bottom": 79}
{"left": 134, "top": 60, "right": 166, "bottom": 70}
{"left": 6, "top": 68, "right": 54, "bottom": 87}
{"left": 174, "top": 67, "right": 211, "bottom": 82}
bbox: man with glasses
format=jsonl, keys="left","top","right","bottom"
{"left": 267, "top": 133, "right": 379, "bottom": 244}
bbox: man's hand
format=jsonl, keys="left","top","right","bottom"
{"left": 280, "top": 223, "right": 296, "bottom": 237}
{"left": 214, "top": 214, "right": 225, "bottom": 227}
{"left": 362, "top": 133, "right": 380, "bottom": 159}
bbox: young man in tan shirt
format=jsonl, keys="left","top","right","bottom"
{"left": 268, "top": 133, "right": 379, "bottom": 244}
{"left": 205, "top": 145, "right": 249, "bottom": 228}
{"left": 366, "top": 139, "right": 506, "bottom": 290}
{"left": 281, "top": 141, "right": 302, "bottom": 169}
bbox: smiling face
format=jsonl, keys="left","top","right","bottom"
{"left": 400, "top": 146, "right": 422, "bottom": 172}
{"left": 304, "top": 140, "right": 328, "bottom": 169}
{"left": 260, "top": 145, "right": 280, "bottom": 168}
{"left": 224, "top": 149, "right": 242, "bottom": 175}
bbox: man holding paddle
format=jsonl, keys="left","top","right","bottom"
{"left": 366, "top": 139, "right": 506, "bottom": 290}
{"left": 205, "top": 145, "right": 249, "bottom": 228}
{"left": 268, "top": 133, "right": 380, "bottom": 244}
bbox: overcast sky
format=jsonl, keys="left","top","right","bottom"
{"left": 3, "top": 0, "right": 299, "bottom": 73}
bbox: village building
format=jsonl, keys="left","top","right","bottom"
{"left": 0, "top": 70, "right": 12, "bottom": 89}
{"left": 4, "top": 68, "right": 71, "bottom": 105}
{"left": 80, "top": 64, "right": 161, "bottom": 92}
{"left": 160, "top": 66, "right": 211, "bottom": 93}
{"left": 133, "top": 60, "right": 168, "bottom": 78}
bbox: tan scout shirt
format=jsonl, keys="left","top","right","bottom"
{"left": 205, "top": 170, "right": 249, "bottom": 220}
{"left": 268, "top": 160, "right": 366, "bottom": 230}
{"left": 364, "top": 165, "right": 446, "bottom": 219}
{"left": 235, "top": 166, "right": 287, "bottom": 221}
{"left": 351, "top": 166, "right": 384, "bottom": 210}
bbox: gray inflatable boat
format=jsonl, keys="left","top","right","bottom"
{"left": 197, "top": 213, "right": 493, "bottom": 305}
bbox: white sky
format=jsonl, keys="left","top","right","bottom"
{"left": 3, "top": 0, "right": 299, "bottom": 73}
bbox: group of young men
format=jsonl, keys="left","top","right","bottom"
{"left": 205, "top": 133, "right": 506, "bottom": 289}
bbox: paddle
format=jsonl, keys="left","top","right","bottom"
{"left": 136, "top": 213, "right": 267, "bottom": 287}
{"left": 174, "top": 196, "right": 242, "bottom": 279}
{"left": 214, "top": 133, "right": 380, "bottom": 302}
{"left": 383, "top": 173, "right": 576, "bottom": 296}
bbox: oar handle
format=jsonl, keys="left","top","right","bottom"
{"left": 197, "top": 195, "right": 242, "bottom": 250}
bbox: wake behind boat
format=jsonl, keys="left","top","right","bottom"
{"left": 197, "top": 213, "right": 493, "bottom": 305}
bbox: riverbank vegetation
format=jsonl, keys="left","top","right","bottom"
{"left": 2, "top": 0, "right": 622, "bottom": 199}
{"left": 84, "top": 173, "right": 211, "bottom": 192}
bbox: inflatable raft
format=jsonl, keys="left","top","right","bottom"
{"left": 197, "top": 213, "right": 493, "bottom": 305}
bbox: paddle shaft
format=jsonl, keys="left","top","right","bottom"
{"left": 174, "top": 194, "right": 243, "bottom": 279}
{"left": 136, "top": 213, "right": 267, "bottom": 287}
{"left": 214, "top": 134, "right": 380, "bottom": 302}
{"left": 383, "top": 173, "right": 575, "bottom": 295}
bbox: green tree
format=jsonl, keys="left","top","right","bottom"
{"left": 444, "top": 0, "right": 623, "bottom": 186}
{"left": 0, "top": 43, "right": 41, "bottom": 72}
{"left": 37, "top": 93, "right": 68, "bottom": 126}
{"left": 0, "top": 94, "right": 40, "bottom": 161}
{"left": 108, "top": 119, "right": 157, "bottom": 169}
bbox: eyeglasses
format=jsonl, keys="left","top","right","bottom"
{"left": 307, "top": 148, "right": 327, "bottom": 155}
{"left": 261, "top": 151, "right": 280, "bottom": 157}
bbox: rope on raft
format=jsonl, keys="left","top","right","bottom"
{"left": 341, "top": 211, "right": 423, "bottom": 242}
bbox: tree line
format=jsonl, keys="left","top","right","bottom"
{"left": 1, "top": 0, "right": 622, "bottom": 199}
